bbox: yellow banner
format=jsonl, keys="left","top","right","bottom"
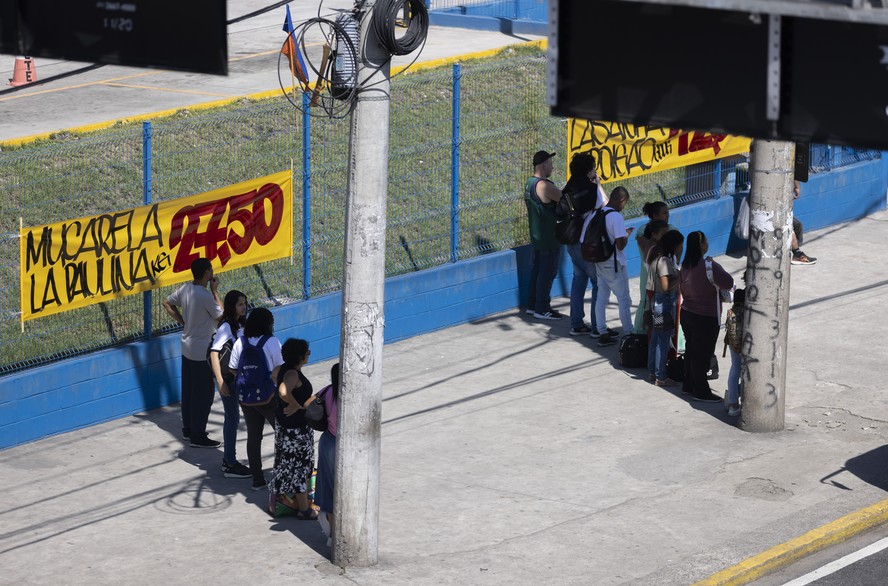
{"left": 567, "top": 119, "right": 751, "bottom": 182}
{"left": 20, "top": 171, "right": 293, "bottom": 321}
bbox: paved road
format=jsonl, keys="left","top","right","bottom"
{"left": 0, "top": 0, "right": 543, "bottom": 142}
{"left": 754, "top": 523, "right": 888, "bottom": 585}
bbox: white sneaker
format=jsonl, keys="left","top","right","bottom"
{"left": 318, "top": 511, "right": 331, "bottom": 538}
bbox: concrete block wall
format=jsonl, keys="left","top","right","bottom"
{"left": 1, "top": 158, "right": 885, "bottom": 449}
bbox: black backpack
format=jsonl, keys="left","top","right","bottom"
{"left": 618, "top": 333, "right": 648, "bottom": 369}
{"left": 581, "top": 208, "right": 616, "bottom": 263}
{"left": 554, "top": 187, "right": 596, "bottom": 245}
{"left": 667, "top": 353, "right": 685, "bottom": 382}
{"left": 207, "top": 335, "right": 236, "bottom": 384}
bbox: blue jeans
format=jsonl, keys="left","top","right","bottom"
{"left": 566, "top": 244, "right": 598, "bottom": 330}
{"left": 594, "top": 260, "right": 633, "bottom": 335}
{"left": 726, "top": 347, "right": 741, "bottom": 406}
{"left": 220, "top": 389, "right": 241, "bottom": 464}
{"left": 528, "top": 247, "right": 560, "bottom": 314}
{"left": 647, "top": 292, "right": 677, "bottom": 380}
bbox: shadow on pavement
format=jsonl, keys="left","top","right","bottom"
{"left": 176, "top": 444, "right": 330, "bottom": 556}
{"left": 820, "top": 444, "right": 888, "bottom": 493}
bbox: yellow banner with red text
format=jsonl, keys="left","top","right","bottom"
{"left": 20, "top": 171, "right": 293, "bottom": 321}
{"left": 567, "top": 119, "right": 751, "bottom": 182}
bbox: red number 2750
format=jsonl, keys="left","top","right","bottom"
{"left": 168, "top": 182, "right": 285, "bottom": 273}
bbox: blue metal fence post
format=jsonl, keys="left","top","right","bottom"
{"left": 302, "top": 92, "right": 312, "bottom": 300}
{"left": 514, "top": 0, "right": 519, "bottom": 20}
{"left": 713, "top": 159, "right": 722, "bottom": 197}
{"left": 142, "top": 121, "right": 153, "bottom": 339}
{"left": 450, "top": 63, "right": 461, "bottom": 263}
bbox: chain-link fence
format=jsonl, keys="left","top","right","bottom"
{"left": 0, "top": 47, "right": 880, "bottom": 375}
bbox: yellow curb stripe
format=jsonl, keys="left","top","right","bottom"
{"left": 0, "top": 39, "right": 547, "bottom": 149}
{"left": 392, "top": 38, "right": 546, "bottom": 75}
{"left": 694, "top": 497, "right": 888, "bottom": 586}
{"left": 0, "top": 88, "right": 285, "bottom": 147}
{"left": 0, "top": 46, "right": 303, "bottom": 105}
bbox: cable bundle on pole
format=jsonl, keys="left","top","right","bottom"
{"left": 372, "top": 0, "right": 429, "bottom": 56}
{"left": 278, "top": 15, "right": 360, "bottom": 119}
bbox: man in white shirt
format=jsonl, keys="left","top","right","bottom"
{"left": 592, "top": 187, "right": 635, "bottom": 347}
{"left": 163, "top": 258, "right": 223, "bottom": 447}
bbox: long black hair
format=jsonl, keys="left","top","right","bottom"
{"left": 330, "top": 363, "right": 340, "bottom": 402}
{"left": 244, "top": 307, "right": 274, "bottom": 337}
{"left": 681, "top": 231, "right": 706, "bottom": 270}
{"left": 218, "top": 290, "right": 246, "bottom": 335}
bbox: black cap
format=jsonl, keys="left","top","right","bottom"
{"left": 533, "top": 150, "right": 556, "bottom": 166}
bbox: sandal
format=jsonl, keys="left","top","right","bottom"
{"left": 296, "top": 508, "right": 319, "bottom": 521}
{"left": 269, "top": 494, "right": 300, "bottom": 518}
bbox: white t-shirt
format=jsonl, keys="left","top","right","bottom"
{"left": 211, "top": 322, "right": 242, "bottom": 352}
{"left": 228, "top": 335, "right": 284, "bottom": 374}
{"left": 603, "top": 208, "right": 628, "bottom": 267}
{"left": 580, "top": 207, "right": 628, "bottom": 267}
{"left": 166, "top": 282, "right": 223, "bottom": 361}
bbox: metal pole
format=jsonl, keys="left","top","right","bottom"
{"left": 142, "top": 121, "right": 153, "bottom": 340}
{"left": 333, "top": 0, "right": 389, "bottom": 567}
{"left": 302, "top": 92, "right": 312, "bottom": 300}
{"left": 740, "top": 139, "right": 793, "bottom": 433}
{"left": 450, "top": 63, "right": 460, "bottom": 263}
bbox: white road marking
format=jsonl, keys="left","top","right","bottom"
{"left": 782, "top": 535, "right": 888, "bottom": 585}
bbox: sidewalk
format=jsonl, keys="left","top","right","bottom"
{"left": 2, "top": 211, "right": 887, "bottom": 584}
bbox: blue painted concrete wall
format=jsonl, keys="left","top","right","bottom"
{"left": 1, "top": 158, "right": 885, "bottom": 449}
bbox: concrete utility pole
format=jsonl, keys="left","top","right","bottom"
{"left": 740, "top": 140, "right": 794, "bottom": 433}
{"left": 333, "top": 0, "right": 390, "bottom": 568}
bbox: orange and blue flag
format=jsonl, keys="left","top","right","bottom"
{"left": 282, "top": 5, "right": 309, "bottom": 85}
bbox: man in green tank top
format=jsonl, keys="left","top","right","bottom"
{"left": 524, "top": 150, "right": 564, "bottom": 320}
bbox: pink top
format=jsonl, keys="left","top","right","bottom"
{"left": 319, "top": 384, "right": 338, "bottom": 436}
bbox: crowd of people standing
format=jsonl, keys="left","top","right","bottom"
{"left": 524, "top": 149, "right": 750, "bottom": 411}
{"left": 164, "top": 258, "right": 339, "bottom": 547}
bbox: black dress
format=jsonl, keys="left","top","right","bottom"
{"left": 271, "top": 365, "right": 315, "bottom": 496}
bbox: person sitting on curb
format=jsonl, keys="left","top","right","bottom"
{"left": 790, "top": 180, "right": 816, "bottom": 265}
{"left": 723, "top": 288, "right": 746, "bottom": 417}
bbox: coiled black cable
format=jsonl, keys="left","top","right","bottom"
{"left": 372, "top": 0, "right": 429, "bottom": 56}
{"left": 278, "top": 16, "right": 359, "bottom": 119}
